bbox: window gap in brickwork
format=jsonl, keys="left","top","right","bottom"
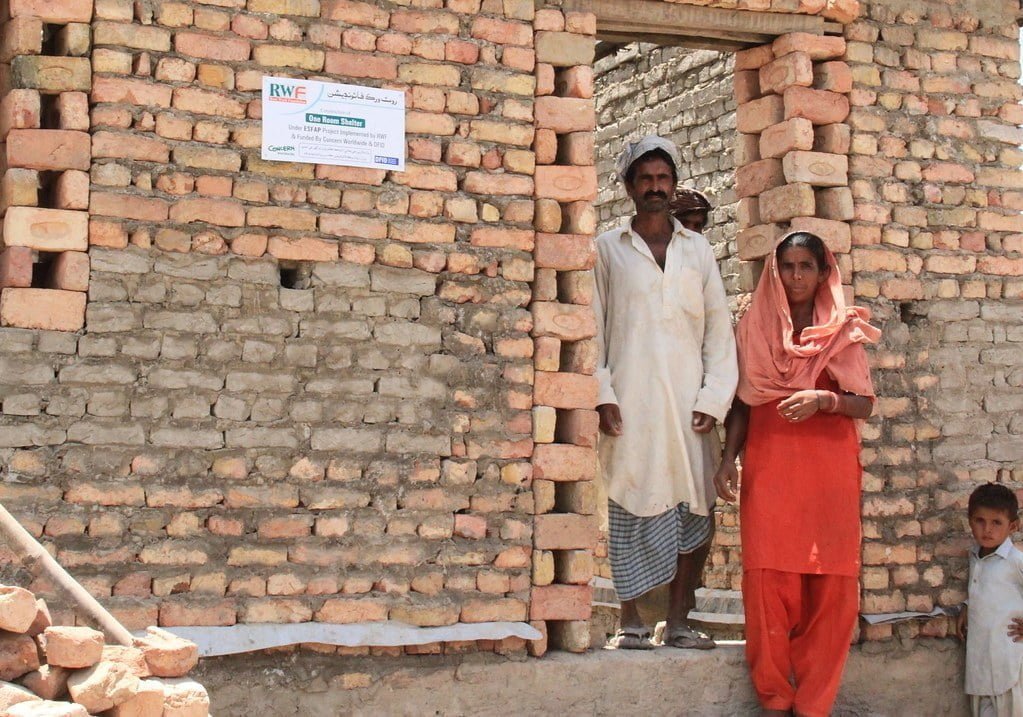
{"left": 39, "top": 95, "right": 59, "bottom": 130}
{"left": 36, "top": 171, "right": 59, "bottom": 208}
{"left": 40, "top": 25, "right": 60, "bottom": 56}
{"left": 279, "top": 262, "right": 313, "bottom": 290}
{"left": 31, "top": 251, "right": 58, "bottom": 289}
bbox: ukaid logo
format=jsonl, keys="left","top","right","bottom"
{"left": 267, "top": 82, "right": 307, "bottom": 104}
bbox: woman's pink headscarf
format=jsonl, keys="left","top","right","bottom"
{"left": 735, "top": 233, "right": 881, "bottom": 406}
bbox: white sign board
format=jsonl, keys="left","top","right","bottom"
{"left": 261, "top": 76, "right": 405, "bottom": 171}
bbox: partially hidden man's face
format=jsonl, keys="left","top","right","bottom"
{"left": 625, "top": 157, "right": 675, "bottom": 214}
{"left": 676, "top": 211, "right": 708, "bottom": 234}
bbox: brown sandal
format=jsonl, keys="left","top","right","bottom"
{"left": 605, "top": 626, "right": 654, "bottom": 650}
{"left": 660, "top": 624, "right": 716, "bottom": 650}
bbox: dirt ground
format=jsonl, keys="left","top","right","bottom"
{"left": 196, "top": 638, "right": 968, "bottom": 716}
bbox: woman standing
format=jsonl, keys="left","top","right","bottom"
{"left": 714, "top": 232, "right": 881, "bottom": 717}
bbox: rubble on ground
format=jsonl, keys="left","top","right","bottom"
{"left": 0, "top": 584, "right": 208, "bottom": 716}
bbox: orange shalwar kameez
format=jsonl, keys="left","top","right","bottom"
{"left": 740, "top": 372, "right": 861, "bottom": 717}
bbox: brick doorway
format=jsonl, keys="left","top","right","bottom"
{"left": 533, "top": 0, "right": 856, "bottom": 649}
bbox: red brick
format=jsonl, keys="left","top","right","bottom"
{"left": 0, "top": 17, "right": 43, "bottom": 63}
{"left": 175, "top": 32, "right": 250, "bottom": 61}
{"left": 813, "top": 123, "right": 851, "bottom": 154}
{"left": 813, "top": 61, "right": 853, "bottom": 93}
{"left": 322, "top": 50, "right": 398, "bottom": 80}
{"left": 90, "top": 193, "right": 169, "bottom": 221}
{"left": 160, "top": 601, "right": 237, "bottom": 627}
{"left": 534, "top": 371, "right": 597, "bottom": 409}
{"left": 534, "top": 514, "right": 598, "bottom": 550}
{"left": 759, "top": 51, "right": 812, "bottom": 95}
{"left": 173, "top": 87, "right": 246, "bottom": 118}
{"left": 315, "top": 165, "right": 386, "bottom": 185}
{"left": 529, "top": 585, "right": 591, "bottom": 621}
{"left": 91, "top": 77, "right": 173, "bottom": 108}
{"left": 54, "top": 92, "right": 88, "bottom": 131}
{"left": 391, "top": 9, "right": 459, "bottom": 35}
{"left": 471, "top": 16, "right": 532, "bottom": 46}
{"left": 784, "top": 86, "right": 850, "bottom": 125}
{"left": 737, "top": 224, "right": 784, "bottom": 261}
{"left": 759, "top": 117, "right": 814, "bottom": 159}
{"left": 733, "top": 69, "right": 761, "bottom": 103}
{"left": 320, "top": 213, "right": 388, "bottom": 240}
{"left": 535, "top": 96, "right": 594, "bottom": 133}
{"left": 0, "top": 247, "right": 33, "bottom": 288}
{"left": 533, "top": 444, "right": 596, "bottom": 481}
{"left": 3, "top": 207, "right": 87, "bottom": 251}
{"left": 0, "top": 90, "right": 41, "bottom": 139}
{"left": 169, "top": 198, "right": 245, "bottom": 226}
{"left": 534, "top": 166, "right": 596, "bottom": 202}
{"left": 91, "top": 131, "right": 168, "bottom": 163}
{"left": 789, "top": 216, "right": 852, "bottom": 253}
{"left": 534, "top": 233, "right": 594, "bottom": 270}
{"left": 9, "top": 0, "right": 92, "bottom": 22}
{"left": 89, "top": 220, "right": 128, "bottom": 248}
{"left": 532, "top": 302, "right": 595, "bottom": 342}
{"left": 782, "top": 151, "right": 849, "bottom": 186}
{"left": 469, "top": 227, "right": 533, "bottom": 251}
{"left": 758, "top": 182, "right": 816, "bottom": 223}
{"left": 460, "top": 598, "right": 528, "bottom": 623}
{"left": 556, "top": 409, "right": 599, "bottom": 448}
{"left": 445, "top": 39, "right": 479, "bottom": 64}
{"left": 267, "top": 236, "right": 339, "bottom": 261}
{"left": 736, "top": 95, "right": 784, "bottom": 134}
{"left": 316, "top": 598, "right": 388, "bottom": 623}
{"left": 734, "top": 44, "right": 774, "bottom": 71}
{"left": 815, "top": 187, "right": 854, "bottom": 221}
{"left": 736, "top": 157, "right": 785, "bottom": 198}
{"left": 322, "top": 0, "right": 389, "bottom": 27}
{"left": 773, "top": 33, "right": 846, "bottom": 61}
{"left": 1, "top": 288, "right": 85, "bottom": 331}
{"left": 50, "top": 251, "right": 89, "bottom": 291}
{"left": 5, "top": 129, "right": 90, "bottom": 171}
{"left": 0, "top": 632, "right": 39, "bottom": 681}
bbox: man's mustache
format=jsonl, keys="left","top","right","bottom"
{"left": 644, "top": 191, "right": 668, "bottom": 200}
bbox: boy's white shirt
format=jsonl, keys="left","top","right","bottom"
{"left": 592, "top": 217, "right": 738, "bottom": 518}
{"left": 967, "top": 537, "right": 1023, "bottom": 696}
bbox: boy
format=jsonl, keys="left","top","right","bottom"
{"left": 956, "top": 482, "right": 1023, "bottom": 717}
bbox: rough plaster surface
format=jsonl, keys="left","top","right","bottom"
{"left": 197, "top": 640, "right": 968, "bottom": 716}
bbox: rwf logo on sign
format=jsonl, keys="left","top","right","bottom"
{"left": 268, "top": 82, "right": 307, "bottom": 104}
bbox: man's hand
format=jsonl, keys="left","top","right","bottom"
{"left": 713, "top": 461, "right": 738, "bottom": 503}
{"left": 956, "top": 605, "right": 968, "bottom": 640}
{"left": 1008, "top": 616, "right": 1023, "bottom": 642}
{"left": 692, "top": 411, "right": 716, "bottom": 434}
{"left": 778, "top": 390, "right": 821, "bottom": 423}
{"left": 597, "top": 403, "right": 623, "bottom": 436}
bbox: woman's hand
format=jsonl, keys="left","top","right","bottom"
{"left": 597, "top": 403, "right": 623, "bottom": 436}
{"left": 713, "top": 460, "right": 739, "bottom": 503}
{"left": 956, "top": 605, "right": 968, "bottom": 640}
{"left": 778, "top": 390, "right": 821, "bottom": 423}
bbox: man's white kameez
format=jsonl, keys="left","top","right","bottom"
{"left": 593, "top": 217, "right": 738, "bottom": 518}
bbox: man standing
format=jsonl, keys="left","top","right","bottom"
{"left": 594, "top": 136, "right": 738, "bottom": 650}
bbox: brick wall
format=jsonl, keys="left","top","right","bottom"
{"left": 0, "top": 0, "right": 599, "bottom": 657}
{"left": 845, "top": 0, "right": 1022, "bottom": 640}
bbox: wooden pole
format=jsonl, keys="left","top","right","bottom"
{"left": 0, "top": 502, "right": 134, "bottom": 646}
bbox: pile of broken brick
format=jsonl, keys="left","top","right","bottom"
{"left": 0, "top": 585, "right": 208, "bottom": 716}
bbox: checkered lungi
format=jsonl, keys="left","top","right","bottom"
{"left": 608, "top": 499, "right": 713, "bottom": 602}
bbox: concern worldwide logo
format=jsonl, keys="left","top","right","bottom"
{"left": 268, "top": 82, "right": 307, "bottom": 104}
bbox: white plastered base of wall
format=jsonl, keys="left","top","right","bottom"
{"left": 161, "top": 621, "right": 542, "bottom": 657}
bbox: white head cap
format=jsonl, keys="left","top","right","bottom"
{"left": 616, "top": 135, "right": 681, "bottom": 184}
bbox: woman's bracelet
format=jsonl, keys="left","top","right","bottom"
{"left": 816, "top": 390, "right": 839, "bottom": 413}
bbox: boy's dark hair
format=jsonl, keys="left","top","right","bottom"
{"left": 968, "top": 482, "right": 1019, "bottom": 520}
{"left": 776, "top": 231, "right": 828, "bottom": 271}
{"left": 624, "top": 148, "right": 678, "bottom": 186}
